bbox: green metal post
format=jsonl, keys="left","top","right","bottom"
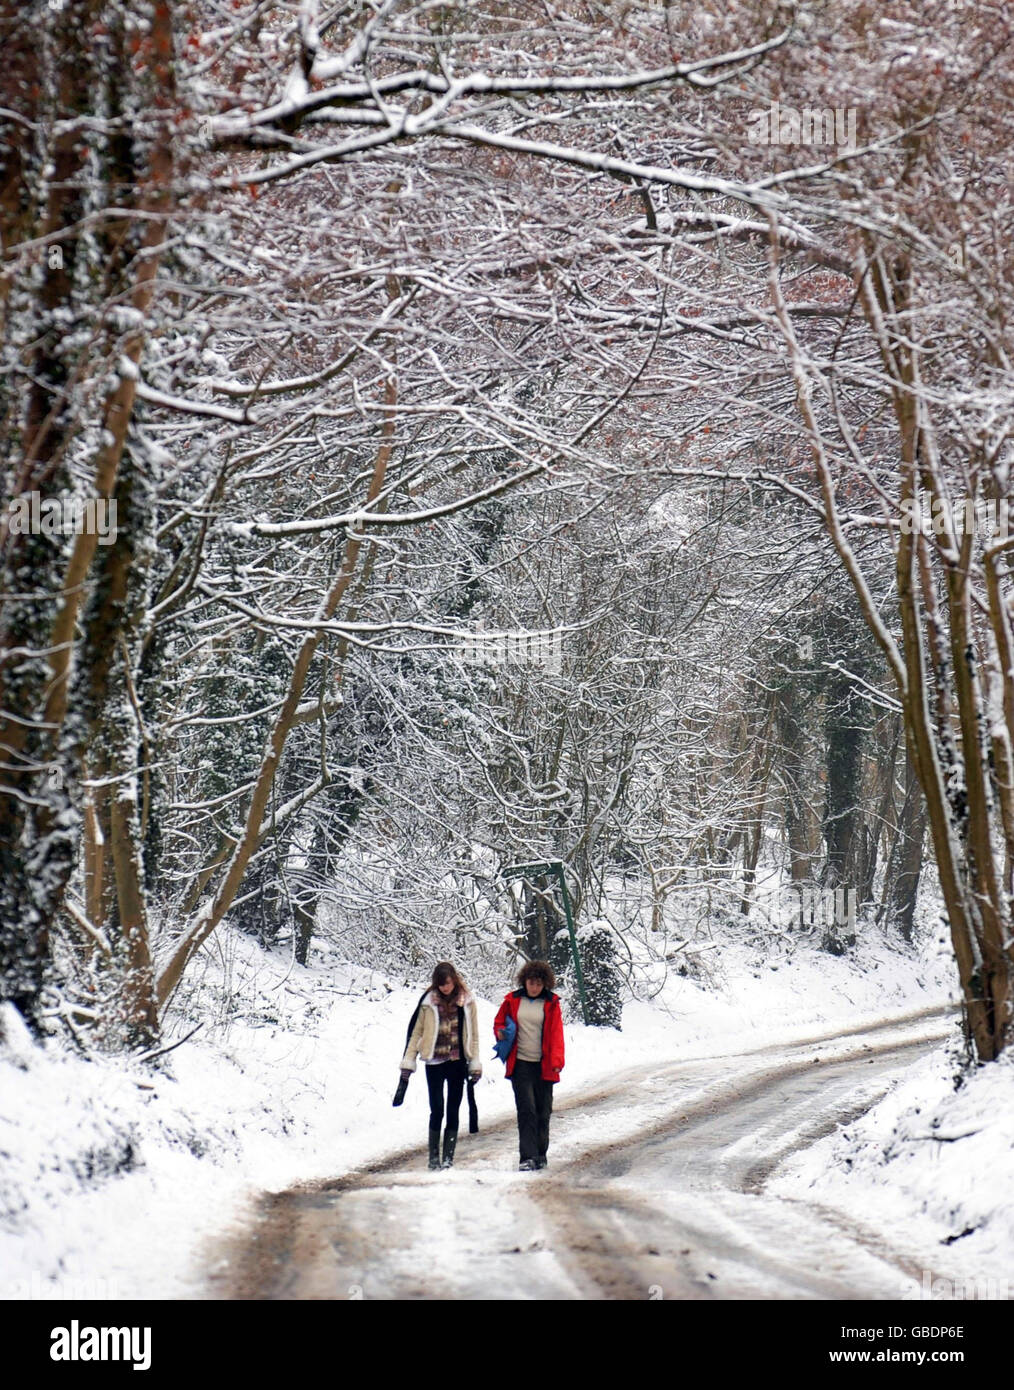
{"left": 502, "top": 859, "right": 590, "bottom": 1025}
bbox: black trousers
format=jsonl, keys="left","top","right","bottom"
{"left": 425, "top": 1058, "right": 467, "bottom": 1133}
{"left": 511, "top": 1059, "right": 554, "bottom": 1161}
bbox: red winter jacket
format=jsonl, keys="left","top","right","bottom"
{"left": 494, "top": 989, "right": 565, "bottom": 1082}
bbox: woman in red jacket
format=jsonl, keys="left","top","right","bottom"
{"left": 494, "top": 960, "right": 565, "bottom": 1171}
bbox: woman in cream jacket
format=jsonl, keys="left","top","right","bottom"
{"left": 400, "top": 961, "right": 481, "bottom": 1169}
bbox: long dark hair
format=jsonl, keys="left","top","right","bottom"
{"left": 431, "top": 960, "right": 464, "bottom": 1003}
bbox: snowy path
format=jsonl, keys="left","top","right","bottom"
{"left": 213, "top": 1007, "right": 954, "bottom": 1300}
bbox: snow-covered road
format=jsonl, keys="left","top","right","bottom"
{"left": 214, "top": 1007, "right": 955, "bottom": 1300}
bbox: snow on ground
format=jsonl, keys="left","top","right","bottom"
{"left": 0, "top": 913, "right": 975, "bottom": 1301}
{"left": 769, "top": 1041, "right": 1014, "bottom": 1299}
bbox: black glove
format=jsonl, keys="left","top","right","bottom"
{"left": 392, "top": 1075, "right": 409, "bottom": 1107}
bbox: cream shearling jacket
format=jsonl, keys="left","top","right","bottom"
{"left": 400, "top": 989, "right": 481, "bottom": 1074}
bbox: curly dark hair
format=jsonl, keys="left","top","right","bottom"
{"left": 517, "top": 959, "right": 556, "bottom": 991}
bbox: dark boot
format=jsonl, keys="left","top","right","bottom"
{"left": 441, "top": 1127, "right": 458, "bottom": 1168}
{"left": 428, "top": 1128, "right": 441, "bottom": 1170}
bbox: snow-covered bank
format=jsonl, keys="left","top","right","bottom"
{"left": 769, "top": 1043, "right": 1014, "bottom": 1299}
{"left": 0, "top": 921, "right": 964, "bottom": 1300}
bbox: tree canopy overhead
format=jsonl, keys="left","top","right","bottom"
{"left": 3, "top": 1, "right": 1014, "bottom": 1059}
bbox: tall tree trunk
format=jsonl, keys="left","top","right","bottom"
{"left": 771, "top": 229, "right": 1014, "bottom": 1058}
{"left": 0, "top": 1, "right": 176, "bottom": 1034}
{"left": 738, "top": 696, "right": 776, "bottom": 917}
{"left": 823, "top": 655, "right": 867, "bottom": 892}
{"left": 775, "top": 681, "right": 818, "bottom": 887}
{"left": 883, "top": 749, "right": 927, "bottom": 942}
